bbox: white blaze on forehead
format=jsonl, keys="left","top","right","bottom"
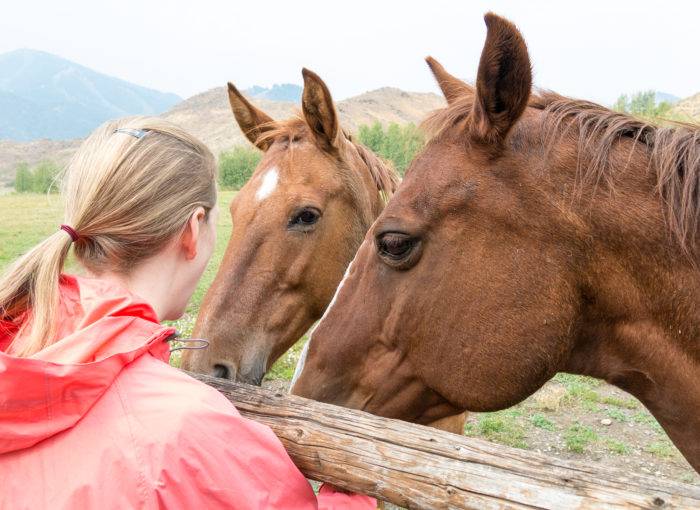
{"left": 290, "top": 244, "right": 364, "bottom": 389}
{"left": 255, "top": 167, "right": 279, "bottom": 201}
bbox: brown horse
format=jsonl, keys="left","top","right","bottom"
{"left": 292, "top": 13, "right": 700, "bottom": 472}
{"left": 181, "top": 69, "right": 399, "bottom": 385}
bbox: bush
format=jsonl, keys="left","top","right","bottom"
{"left": 13, "top": 160, "right": 61, "bottom": 193}
{"left": 357, "top": 122, "right": 424, "bottom": 175}
{"left": 219, "top": 146, "right": 262, "bottom": 189}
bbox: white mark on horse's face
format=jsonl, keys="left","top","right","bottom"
{"left": 255, "top": 167, "right": 279, "bottom": 201}
{"left": 290, "top": 243, "right": 364, "bottom": 390}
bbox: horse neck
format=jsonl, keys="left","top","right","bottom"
{"left": 552, "top": 142, "right": 700, "bottom": 470}
{"left": 564, "top": 278, "right": 700, "bottom": 470}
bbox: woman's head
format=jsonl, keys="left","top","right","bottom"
{"left": 1, "top": 117, "right": 218, "bottom": 356}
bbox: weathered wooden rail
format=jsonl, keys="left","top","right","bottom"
{"left": 190, "top": 372, "right": 700, "bottom": 509}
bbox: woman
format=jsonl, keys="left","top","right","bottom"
{"left": 0, "top": 118, "right": 375, "bottom": 509}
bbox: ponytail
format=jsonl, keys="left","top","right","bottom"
{"left": 0, "top": 230, "right": 73, "bottom": 356}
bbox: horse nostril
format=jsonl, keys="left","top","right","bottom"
{"left": 212, "top": 364, "right": 230, "bottom": 379}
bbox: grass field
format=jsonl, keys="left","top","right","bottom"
{"left": 1, "top": 192, "right": 697, "bottom": 485}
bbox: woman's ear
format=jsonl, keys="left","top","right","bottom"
{"left": 180, "top": 207, "right": 207, "bottom": 260}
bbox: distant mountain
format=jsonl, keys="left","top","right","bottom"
{"left": 0, "top": 49, "right": 181, "bottom": 141}
{"left": 244, "top": 83, "right": 302, "bottom": 103}
{"left": 655, "top": 91, "right": 680, "bottom": 105}
{"left": 335, "top": 87, "right": 445, "bottom": 133}
{"left": 162, "top": 86, "right": 444, "bottom": 158}
{"left": 672, "top": 92, "right": 700, "bottom": 120}
{"left": 0, "top": 86, "right": 445, "bottom": 186}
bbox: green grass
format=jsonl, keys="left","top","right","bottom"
{"left": 605, "top": 408, "right": 629, "bottom": 423}
{"left": 553, "top": 373, "right": 602, "bottom": 407}
{"left": 0, "top": 193, "right": 65, "bottom": 269}
{"left": 601, "top": 395, "right": 639, "bottom": 410}
{"left": 465, "top": 409, "right": 528, "bottom": 449}
{"left": 553, "top": 373, "right": 603, "bottom": 388}
{"left": 604, "top": 438, "right": 631, "bottom": 455}
{"left": 631, "top": 412, "right": 664, "bottom": 433}
{"left": 530, "top": 413, "right": 556, "bottom": 431}
{"left": 564, "top": 422, "right": 598, "bottom": 453}
{"left": 644, "top": 440, "right": 677, "bottom": 459}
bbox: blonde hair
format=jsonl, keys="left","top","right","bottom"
{"left": 0, "top": 117, "right": 217, "bottom": 357}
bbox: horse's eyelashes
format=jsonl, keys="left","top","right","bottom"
{"left": 288, "top": 207, "right": 321, "bottom": 232}
{"left": 377, "top": 233, "right": 420, "bottom": 262}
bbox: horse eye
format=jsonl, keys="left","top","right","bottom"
{"left": 289, "top": 207, "right": 321, "bottom": 230}
{"left": 377, "top": 233, "right": 415, "bottom": 260}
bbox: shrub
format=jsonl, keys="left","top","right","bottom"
{"left": 219, "top": 146, "right": 262, "bottom": 189}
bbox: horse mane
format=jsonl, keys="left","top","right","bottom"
{"left": 256, "top": 115, "right": 399, "bottom": 200}
{"left": 422, "top": 91, "right": 700, "bottom": 253}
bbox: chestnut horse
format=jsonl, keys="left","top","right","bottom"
{"left": 292, "top": 14, "right": 700, "bottom": 472}
{"left": 182, "top": 69, "right": 399, "bottom": 384}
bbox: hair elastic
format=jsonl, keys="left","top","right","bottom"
{"left": 60, "top": 224, "right": 80, "bottom": 243}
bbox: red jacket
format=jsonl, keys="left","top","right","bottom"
{"left": 0, "top": 275, "right": 375, "bottom": 509}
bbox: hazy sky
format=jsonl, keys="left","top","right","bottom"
{"left": 1, "top": 1, "right": 698, "bottom": 105}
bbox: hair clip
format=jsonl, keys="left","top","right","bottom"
{"left": 114, "top": 128, "right": 149, "bottom": 139}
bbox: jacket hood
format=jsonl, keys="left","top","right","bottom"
{"left": 0, "top": 275, "right": 175, "bottom": 454}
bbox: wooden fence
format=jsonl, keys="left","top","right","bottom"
{"left": 191, "top": 373, "right": 700, "bottom": 509}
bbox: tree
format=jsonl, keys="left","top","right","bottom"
{"left": 612, "top": 94, "right": 628, "bottom": 113}
{"left": 14, "top": 162, "right": 32, "bottom": 192}
{"left": 31, "top": 161, "right": 61, "bottom": 193}
{"left": 358, "top": 122, "right": 385, "bottom": 154}
{"left": 612, "top": 90, "right": 675, "bottom": 122}
{"left": 357, "top": 122, "right": 424, "bottom": 175}
{"left": 13, "top": 160, "right": 61, "bottom": 193}
{"left": 628, "top": 90, "right": 656, "bottom": 117}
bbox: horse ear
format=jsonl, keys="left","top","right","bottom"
{"left": 301, "top": 68, "right": 341, "bottom": 151}
{"left": 425, "top": 56, "right": 473, "bottom": 104}
{"left": 470, "top": 13, "right": 532, "bottom": 145}
{"left": 227, "top": 82, "right": 275, "bottom": 151}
